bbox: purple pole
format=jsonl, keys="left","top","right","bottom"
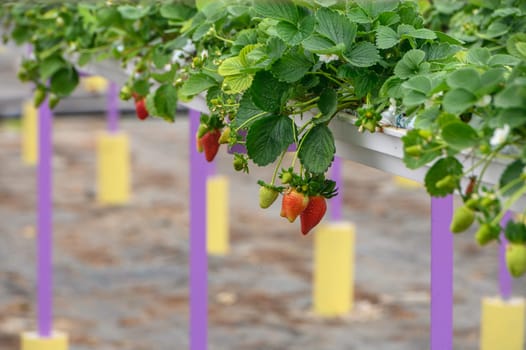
{"left": 499, "top": 211, "right": 513, "bottom": 300}
{"left": 330, "top": 157, "right": 343, "bottom": 221}
{"left": 189, "top": 109, "right": 208, "bottom": 350}
{"left": 107, "top": 82, "right": 119, "bottom": 133}
{"left": 430, "top": 195, "right": 453, "bottom": 350}
{"left": 37, "top": 100, "right": 53, "bottom": 337}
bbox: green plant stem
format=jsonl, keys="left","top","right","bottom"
{"left": 271, "top": 151, "right": 287, "bottom": 186}
{"left": 214, "top": 33, "right": 234, "bottom": 44}
{"left": 492, "top": 184, "right": 526, "bottom": 226}
{"left": 294, "top": 96, "right": 319, "bottom": 107}
{"left": 307, "top": 71, "right": 346, "bottom": 87}
{"left": 298, "top": 119, "right": 315, "bottom": 134}
{"left": 498, "top": 176, "right": 525, "bottom": 196}
{"left": 234, "top": 111, "right": 268, "bottom": 132}
{"left": 291, "top": 124, "right": 313, "bottom": 168}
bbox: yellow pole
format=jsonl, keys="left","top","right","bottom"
{"left": 22, "top": 100, "right": 38, "bottom": 165}
{"left": 21, "top": 331, "right": 68, "bottom": 350}
{"left": 393, "top": 175, "right": 421, "bottom": 189}
{"left": 480, "top": 297, "right": 525, "bottom": 350}
{"left": 207, "top": 175, "right": 229, "bottom": 255}
{"left": 96, "top": 131, "right": 130, "bottom": 204}
{"left": 314, "top": 222, "right": 355, "bottom": 316}
{"left": 81, "top": 76, "right": 109, "bottom": 94}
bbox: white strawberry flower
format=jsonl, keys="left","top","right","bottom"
{"left": 182, "top": 39, "right": 196, "bottom": 54}
{"left": 318, "top": 54, "right": 339, "bottom": 64}
{"left": 476, "top": 94, "right": 492, "bottom": 107}
{"left": 490, "top": 124, "right": 510, "bottom": 147}
{"left": 380, "top": 98, "right": 398, "bottom": 125}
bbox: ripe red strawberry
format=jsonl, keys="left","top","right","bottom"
{"left": 200, "top": 129, "right": 221, "bottom": 162}
{"left": 135, "top": 98, "right": 149, "bottom": 120}
{"left": 280, "top": 189, "right": 309, "bottom": 223}
{"left": 300, "top": 195, "right": 327, "bottom": 235}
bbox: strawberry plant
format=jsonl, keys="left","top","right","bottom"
{"left": 2, "top": 0, "right": 526, "bottom": 275}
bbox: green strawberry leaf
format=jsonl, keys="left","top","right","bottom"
{"left": 39, "top": 56, "right": 66, "bottom": 80}
{"left": 223, "top": 74, "right": 253, "bottom": 94}
{"left": 180, "top": 73, "right": 218, "bottom": 97}
{"left": 376, "top": 25, "right": 399, "bottom": 49}
{"left": 425, "top": 157, "right": 463, "bottom": 197}
{"left": 302, "top": 34, "right": 344, "bottom": 54}
{"left": 271, "top": 49, "right": 313, "bottom": 83}
{"left": 50, "top": 66, "right": 79, "bottom": 97}
{"left": 500, "top": 160, "right": 525, "bottom": 196}
{"left": 355, "top": 0, "right": 398, "bottom": 18}
{"left": 276, "top": 16, "right": 315, "bottom": 46}
{"left": 467, "top": 47, "right": 491, "bottom": 66}
{"left": 298, "top": 124, "right": 335, "bottom": 174}
{"left": 318, "top": 88, "right": 338, "bottom": 118}
{"left": 246, "top": 115, "right": 295, "bottom": 166}
{"left": 117, "top": 5, "right": 149, "bottom": 20}
{"left": 344, "top": 42, "right": 380, "bottom": 67}
{"left": 404, "top": 28, "right": 437, "bottom": 40}
{"left": 441, "top": 122, "right": 479, "bottom": 151}
{"left": 507, "top": 33, "right": 526, "bottom": 60}
{"left": 249, "top": 71, "right": 289, "bottom": 113}
{"left": 505, "top": 221, "right": 526, "bottom": 244}
{"left": 394, "top": 49, "right": 428, "bottom": 79}
{"left": 402, "top": 75, "right": 432, "bottom": 95}
{"left": 494, "top": 84, "right": 526, "bottom": 109}
{"left": 233, "top": 93, "right": 271, "bottom": 129}
{"left": 496, "top": 108, "right": 526, "bottom": 128}
{"left": 253, "top": 1, "right": 299, "bottom": 24}
{"left": 133, "top": 79, "right": 150, "bottom": 97}
{"left": 159, "top": 4, "right": 194, "bottom": 20}
{"left": 153, "top": 84, "right": 177, "bottom": 122}
{"left": 442, "top": 88, "right": 477, "bottom": 114}
{"left": 218, "top": 57, "right": 244, "bottom": 76}
{"left": 316, "top": 7, "right": 357, "bottom": 47}
{"left": 446, "top": 68, "right": 480, "bottom": 92}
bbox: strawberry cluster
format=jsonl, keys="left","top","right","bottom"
{"left": 259, "top": 171, "right": 337, "bottom": 236}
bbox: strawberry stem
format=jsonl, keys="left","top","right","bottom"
{"left": 491, "top": 184, "right": 526, "bottom": 226}
{"left": 292, "top": 123, "right": 314, "bottom": 168}
{"left": 234, "top": 111, "right": 268, "bottom": 132}
{"left": 271, "top": 151, "right": 287, "bottom": 186}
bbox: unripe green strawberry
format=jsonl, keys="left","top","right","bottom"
{"left": 450, "top": 205, "right": 475, "bottom": 233}
{"left": 119, "top": 86, "right": 132, "bottom": 100}
{"left": 259, "top": 186, "right": 279, "bottom": 209}
{"left": 48, "top": 95, "right": 60, "bottom": 109}
{"left": 33, "top": 87, "right": 46, "bottom": 107}
{"left": 219, "top": 127, "right": 231, "bottom": 144}
{"left": 465, "top": 197, "right": 479, "bottom": 210}
{"left": 418, "top": 129, "right": 432, "bottom": 140}
{"left": 475, "top": 224, "right": 499, "bottom": 246}
{"left": 506, "top": 243, "right": 526, "bottom": 277}
{"left": 233, "top": 156, "right": 244, "bottom": 171}
{"left": 363, "top": 119, "right": 376, "bottom": 132}
{"left": 405, "top": 144, "right": 423, "bottom": 157}
{"left": 436, "top": 175, "right": 456, "bottom": 190}
{"left": 480, "top": 196, "right": 496, "bottom": 208}
{"left": 197, "top": 124, "right": 208, "bottom": 138}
